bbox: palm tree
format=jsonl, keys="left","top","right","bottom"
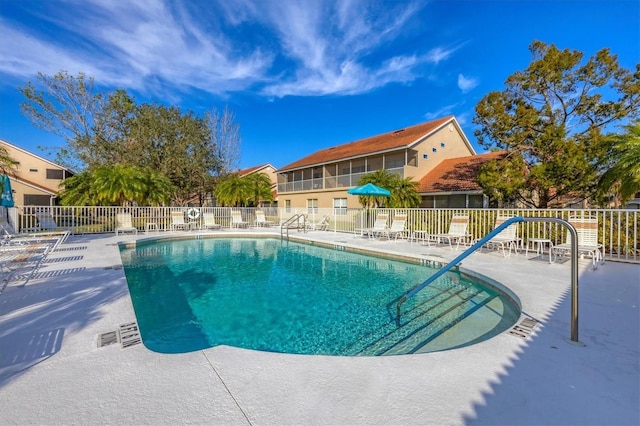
{"left": 245, "top": 173, "right": 274, "bottom": 207}
{"left": 140, "top": 168, "right": 174, "bottom": 206}
{"left": 58, "top": 170, "right": 98, "bottom": 206}
{"left": 92, "top": 164, "right": 146, "bottom": 205}
{"left": 357, "top": 169, "right": 395, "bottom": 208}
{"left": 214, "top": 173, "right": 252, "bottom": 206}
{"left": 388, "top": 175, "right": 421, "bottom": 208}
{"left": 58, "top": 164, "right": 174, "bottom": 206}
{"left": 599, "top": 122, "right": 640, "bottom": 206}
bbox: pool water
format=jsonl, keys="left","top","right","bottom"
{"left": 120, "top": 238, "right": 520, "bottom": 356}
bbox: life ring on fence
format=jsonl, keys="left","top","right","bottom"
{"left": 187, "top": 208, "right": 200, "bottom": 220}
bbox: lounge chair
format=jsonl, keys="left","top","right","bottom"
{"left": 483, "top": 216, "right": 520, "bottom": 257}
{"left": 1, "top": 240, "right": 54, "bottom": 290}
{"left": 254, "top": 210, "right": 275, "bottom": 227}
{"left": 34, "top": 211, "right": 69, "bottom": 232}
{"left": 354, "top": 213, "right": 388, "bottom": 238}
{"left": 306, "top": 214, "right": 330, "bottom": 231}
{"left": 373, "top": 214, "right": 407, "bottom": 240}
{"left": 230, "top": 211, "right": 249, "bottom": 228}
{"left": 551, "top": 216, "right": 605, "bottom": 270}
{"left": 170, "top": 211, "right": 189, "bottom": 231}
{"left": 201, "top": 213, "right": 222, "bottom": 230}
{"left": 426, "top": 215, "right": 470, "bottom": 250}
{"left": 0, "top": 218, "right": 69, "bottom": 252}
{"left": 115, "top": 212, "right": 138, "bottom": 236}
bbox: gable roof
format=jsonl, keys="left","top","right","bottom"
{"left": 238, "top": 163, "right": 276, "bottom": 177}
{"left": 0, "top": 138, "right": 75, "bottom": 174}
{"left": 417, "top": 151, "right": 509, "bottom": 193}
{"left": 279, "top": 116, "right": 470, "bottom": 172}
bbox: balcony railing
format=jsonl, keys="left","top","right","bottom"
{"left": 8, "top": 206, "right": 639, "bottom": 263}
{"left": 277, "top": 167, "right": 404, "bottom": 193}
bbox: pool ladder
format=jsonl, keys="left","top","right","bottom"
{"left": 396, "top": 217, "right": 583, "bottom": 345}
{"left": 280, "top": 214, "right": 307, "bottom": 240}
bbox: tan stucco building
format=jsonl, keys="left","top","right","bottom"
{"left": 276, "top": 116, "right": 480, "bottom": 210}
{"left": 0, "top": 139, "right": 73, "bottom": 206}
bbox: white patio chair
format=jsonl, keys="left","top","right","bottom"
{"left": 483, "top": 216, "right": 520, "bottom": 257}
{"left": 170, "top": 211, "right": 189, "bottom": 231}
{"left": 115, "top": 212, "right": 138, "bottom": 236}
{"left": 426, "top": 215, "right": 470, "bottom": 250}
{"left": 230, "top": 211, "right": 249, "bottom": 228}
{"left": 373, "top": 214, "right": 407, "bottom": 240}
{"left": 552, "top": 216, "right": 605, "bottom": 270}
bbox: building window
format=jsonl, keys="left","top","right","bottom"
{"left": 46, "top": 169, "right": 64, "bottom": 179}
{"left": 285, "top": 200, "right": 291, "bottom": 213}
{"left": 23, "top": 194, "right": 52, "bottom": 206}
{"left": 333, "top": 198, "right": 347, "bottom": 215}
{"left": 422, "top": 154, "right": 428, "bottom": 160}
{"left": 307, "top": 199, "right": 318, "bottom": 214}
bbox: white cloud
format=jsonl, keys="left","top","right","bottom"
{"left": 457, "top": 73, "right": 478, "bottom": 93}
{"left": 1, "top": 0, "right": 460, "bottom": 99}
{"left": 424, "top": 104, "right": 459, "bottom": 120}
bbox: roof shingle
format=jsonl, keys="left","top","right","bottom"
{"left": 279, "top": 116, "right": 454, "bottom": 171}
{"left": 417, "top": 151, "right": 508, "bottom": 193}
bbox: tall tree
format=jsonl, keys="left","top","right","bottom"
{"left": 206, "top": 106, "right": 241, "bottom": 177}
{"left": 19, "top": 71, "right": 107, "bottom": 170}
{"left": 473, "top": 41, "right": 640, "bottom": 208}
{"left": 598, "top": 122, "right": 640, "bottom": 206}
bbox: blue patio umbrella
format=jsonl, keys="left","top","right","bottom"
{"left": 347, "top": 183, "right": 391, "bottom": 197}
{"left": 0, "top": 174, "right": 14, "bottom": 208}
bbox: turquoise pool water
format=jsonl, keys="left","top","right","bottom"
{"left": 120, "top": 238, "right": 520, "bottom": 356}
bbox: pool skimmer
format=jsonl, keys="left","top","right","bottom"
{"left": 97, "top": 321, "right": 141, "bottom": 349}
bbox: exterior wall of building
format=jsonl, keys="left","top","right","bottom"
{"left": 405, "top": 123, "right": 475, "bottom": 180}
{"left": 278, "top": 190, "right": 362, "bottom": 210}
{"left": 0, "top": 140, "right": 71, "bottom": 206}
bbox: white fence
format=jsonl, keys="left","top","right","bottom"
{"left": 8, "top": 206, "right": 640, "bottom": 263}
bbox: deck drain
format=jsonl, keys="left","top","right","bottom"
{"left": 119, "top": 322, "right": 141, "bottom": 348}
{"left": 508, "top": 317, "right": 539, "bottom": 339}
{"left": 97, "top": 331, "right": 118, "bottom": 348}
{"left": 103, "top": 265, "right": 123, "bottom": 270}
{"left": 97, "top": 322, "right": 141, "bottom": 349}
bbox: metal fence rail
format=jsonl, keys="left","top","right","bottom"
{"left": 9, "top": 206, "right": 639, "bottom": 263}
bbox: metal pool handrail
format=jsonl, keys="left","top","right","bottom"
{"left": 280, "top": 214, "right": 307, "bottom": 239}
{"left": 396, "top": 217, "right": 582, "bottom": 345}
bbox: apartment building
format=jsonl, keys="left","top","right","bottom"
{"left": 0, "top": 139, "right": 73, "bottom": 206}
{"left": 276, "top": 116, "right": 485, "bottom": 210}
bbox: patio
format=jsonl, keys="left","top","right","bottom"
{"left": 0, "top": 228, "right": 638, "bottom": 425}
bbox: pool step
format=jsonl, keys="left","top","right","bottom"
{"left": 344, "top": 283, "right": 487, "bottom": 356}
{"left": 369, "top": 290, "right": 492, "bottom": 356}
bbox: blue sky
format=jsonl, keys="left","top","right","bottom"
{"left": 1, "top": 0, "right": 638, "bottom": 170}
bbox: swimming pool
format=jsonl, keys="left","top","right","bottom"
{"left": 120, "top": 237, "right": 520, "bottom": 356}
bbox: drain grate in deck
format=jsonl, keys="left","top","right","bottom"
{"left": 97, "top": 321, "right": 141, "bottom": 349}
{"left": 508, "top": 317, "right": 539, "bottom": 339}
{"left": 119, "top": 322, "right": 141, "bottom": 348}
{"left": 97, "top": 331, "right": 119, "bottom": 348}
{"left": 103, "top": 265, "right": 123, "bottom": 270}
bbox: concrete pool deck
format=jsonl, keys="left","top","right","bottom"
{"left": 0, "top": 229, "right": 638, "bottom": 425}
